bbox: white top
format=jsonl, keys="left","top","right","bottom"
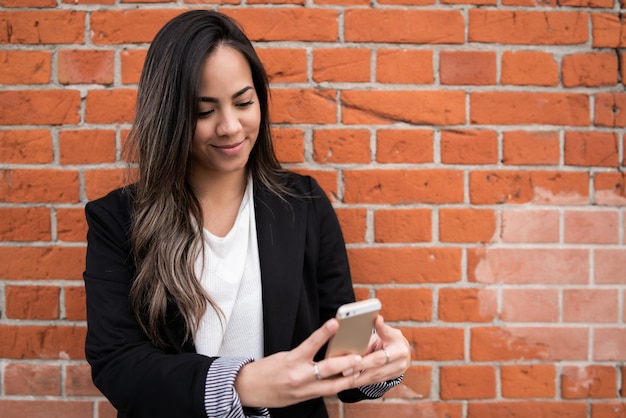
{"left": 193, "top": 177, "right": 264, "bottom": 360}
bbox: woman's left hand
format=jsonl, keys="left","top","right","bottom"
{"left": 352, "top": 315, "right": 411, "bottom": 386}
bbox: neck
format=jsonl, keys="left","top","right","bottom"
{"left": 188, "top": 169, "right": 248, "bottom": 204}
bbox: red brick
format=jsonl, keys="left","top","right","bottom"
{"left": 120, "top": 49, "right": 147, "bottom": 85}
{"left": 591, "top": 13, "right": 626, "bottom": 48}
{"left": 5, "top": 285, "right": 60, "bottom": 319}
{"left": 501, "top": 365, "right": 556, "bottom": 398}
{"left": 224, "top": 9, "right": 338, "bottom": 41}
{"left": 345, "top": 9, "right": 464, "bottom": 44}
{"left": 335, "top": 208, "right": 366, "bottom": 244}
{"left": 500, "top": 209, "right": 560, "bottom": 243}
{"left": 90, "top": 10, "right": 181, "bottom": 44}
{"left": 314, "top": 0, "right": 368, "bottom": 5}
{"left": 470, "top": 248, "right": 589, "bottom": 284}
{"left": 595, "top": 92, "right": 626, "bottom": 127}
{"left": 564, "top": 210, "right": 619, "bottom": 244}
{"left": 377, "top": 0, "right": 435, "bottom": 4}
{"left": 471, "top": 327, "right": 589, "bottom": 361}
{"left": 0, "top": 129, "right": 53, "bottom": 164}
{"left": 562, "top": 52, "right": 618, "bottom": 87}
{"left": 64, "top": 286, "right": 87, "bottom": 321}
{"left": 58, "top": 49, "right": 114, "bottom": 85}
{"left": 0, "top": 50, "right": 51, "bottom": 84}
{"left": 0, "top": 169, "right": 79, "bottom": 203}
{"left": 398, "top": 365, "right": 432, "bottom": 400}
{"left": 562, "top": 365, "right": 617, "bottom": 399}
{"left": 470, "top": 92, "right": 590, "bottom": 126}
{"left": 313, "top": 129, "right": 371, "bottom": 164}
{"left": 595, "top": 249, "right": 626, "bottom": 284}
{"left": 469, "top": 10, "right": 588, "bottom": 44}
{"left": 84, "top": 168, "right": 129, "bottom": 201}
{"left": 0, "top": 11, "right": 85, "bottom": 44}
{"left": 594, "top": 328, "right": 626, "bottom": 361}
{"left": 4, "top": 363, "right": 60, "bottom": 395}
{"left": 1, "top": 0, "right": 56, "bottom": 5}
{"left": 59, "top": 129, "right": 117, "bottom": 165}
{"left": 374, "top": 208, "right": 431, "bottom": 243}
{"left": 0, "top": 207, "right": 51, "bottom": 241}
{"left": 470, "top": 170, "right": 589, "bottom": 205}
{"left": 468, "top": 401, "right": 587, "bottom": 418}
{"left": 348, "top": 247, "right": 462, "bottom": 284}
{"left": 344, "top": 169, "right": 464, "bottom": 204}
{"left": 313, "top": 49, "right": 371, "bottom": 83}
{"left": 56, "top": 207, "right": 88, "bottom": 243}
{"left": 86, "top": 89, "right": 137, "bottom": 124}
{"left": 0, "top": 324, "right": 86, "bottom": 359}
{"left": 503, "top": 0, "right": 557, "bottom": 6}
{"left": 403, "top": 327, "right": 465, "bottom": 360}
{"left": 565, "top": 131, "right": 619, "bottom": 167}
{"left": 594, "top": 172, "right": 626, "bottom": 206}
{"left": 98, "top": 401, "right": 117, "bottom": 418}
{"left": 438, "top": 288, "right": 497, "bottom": 323}
{"left": 270, "top": 89, "right": 337, "bottom": 124}
{"left": 440, "top": 366, "right": 496, "bottom": 399}
{"left": 346, "top": 402, "right": 462, "bottom": 418}
{"left": 0, "top": 246, "right": 85, "bottom": 280}
{"left": 591, "top": 402, "right": 626, "bottom": 417}
{"left": 0, "top": 400, "right": 94, "bottom": 418}
{"left": 502, "top": 131, "right": 560, "bottom": 165}
{"left": 0, "top": 90, "right": 81, "bottom": 125}
{"left": 443, "top": 0, "right": 496, "bottom": 4}
{"left": 376, "top": 288, "right": 432, "bottom": 321}
{"left": 65, "top": 363, "right": 100, "bottom": 396}
{"left": 439, "top": 208, "right": 496, "bottom": 243}
{"left": 272, "top": 127, "right": 304, "bottom": 164}
{"left": 440, "top": 51, "right": 496, "bottom": 85}
{"left": 501, "top": 289, "right": 559, "bottom": 322}
{"left": 342, "top": 90, "right": 465, "bottom": 125}
{"left": 257, "top": 48, "right": 307, "bottom": 83}
{"left": 441, "top": 130, "right": 498, "bottom": 165}
{"left": 559, "top": 0, "right": 614, "bottom": 6}
{"left": 376, "top": 49, "right": 433, "bottom": 84}
{"left": 501, "top": 51, "right": 559, "bottom": 86}
{"left": 375, "top": 129, "right": 433, "bottom": 164}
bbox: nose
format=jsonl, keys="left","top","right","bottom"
{"left": 215, "top": 108, "right": 242, "bottom": 137}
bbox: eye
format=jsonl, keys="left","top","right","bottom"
{"left": 236, "top": 100, "right": 254, "bottom": 108}
{"left": 198, "top": 109, "right": 214, "bottom": 118}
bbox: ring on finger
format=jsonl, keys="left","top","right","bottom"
{"left": 382, "top": 348, "right": 390, "bottom": 364}
{"left": 312, "top": 362, "right": 321, "bottom": 380}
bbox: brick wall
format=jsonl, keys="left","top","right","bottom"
{"left": 1, "top": 0, "right": 625, "bottom": 417}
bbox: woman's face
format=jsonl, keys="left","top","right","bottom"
{"left": 189, "top": 45, "right": 261, "bottom": 178}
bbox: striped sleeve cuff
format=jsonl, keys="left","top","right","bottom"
{"left": 204, "top": 357, "right": 270, "bottom": 418}
{"left": 358, "top": 374, "right": 404, "bottom": 399}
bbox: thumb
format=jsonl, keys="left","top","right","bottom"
{"left": 373, "top": 315, "right": 393, "bottom": 341}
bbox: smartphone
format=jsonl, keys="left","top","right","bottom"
{"left": 324, "top": 298, "right": 381, "bottom": 359}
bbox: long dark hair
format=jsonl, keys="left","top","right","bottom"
{"left": 126, "top": 10, "right": 286, "bottom": 348}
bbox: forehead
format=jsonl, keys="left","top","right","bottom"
{"left": 198, "top": 45, "right": 254, "bottom": 95}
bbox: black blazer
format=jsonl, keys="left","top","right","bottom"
{"left": 83, "top": 173, "right": 364, "bottom": 418}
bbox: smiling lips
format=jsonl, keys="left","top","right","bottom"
{"left": 211, "top": 140, "right": 245, "bottom": 156}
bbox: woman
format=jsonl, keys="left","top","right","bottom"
{"left": 83, "top": 9, "right": 410, "bottom": 418}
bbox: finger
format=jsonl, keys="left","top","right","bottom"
{"left": 295, "top": 318, "right": 339, "bottom": 358}
{"left": 315, "top": 353, "right": 362, "bottom": 380}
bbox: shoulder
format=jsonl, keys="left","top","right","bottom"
{"left": 277, "top": 170, "right": 327, "bottom": 199}
{"left": 85, "top": 185, "right": 136, "bottom": 230}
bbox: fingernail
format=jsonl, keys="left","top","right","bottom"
{"left": 342, "top": 368, "right": 354, "bottom": 376}
{"left": 355, "top": 355, "right": 362, "bottom": 362}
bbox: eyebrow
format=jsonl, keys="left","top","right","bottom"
{"left": 199, "top": 86, "right": 254, "bottom": 103}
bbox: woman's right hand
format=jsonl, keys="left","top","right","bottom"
{"left": 234, "top": 318, "right": 364, "bottom": 408}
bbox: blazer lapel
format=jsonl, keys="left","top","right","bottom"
{"left": 254, "top": 186, "right": 307, "bottom": 356}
